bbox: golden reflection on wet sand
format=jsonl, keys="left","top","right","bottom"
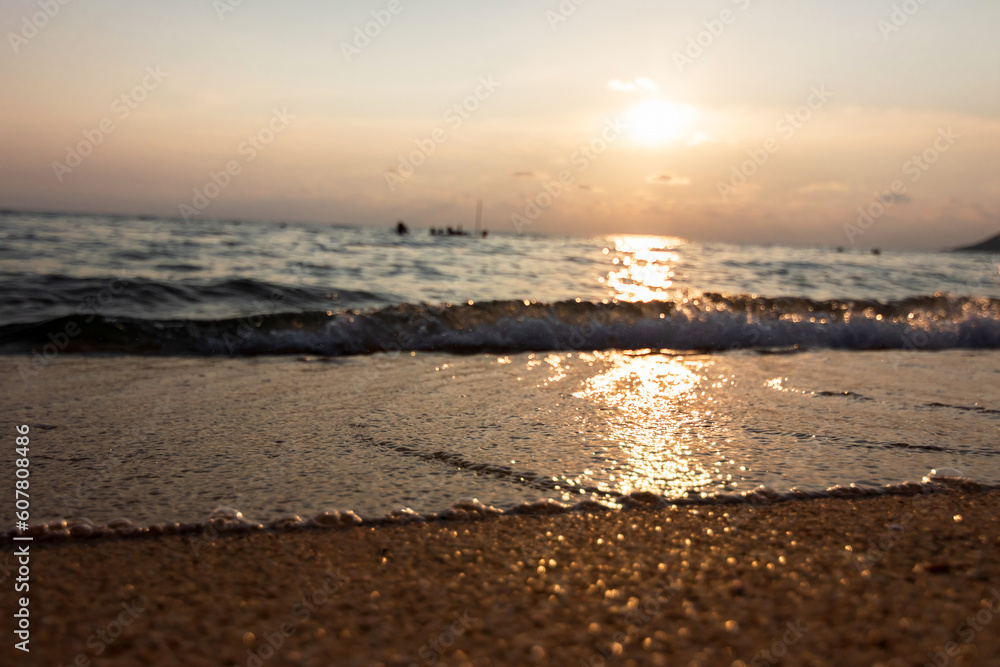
{"left": 571, "top": 352, "right": 719, "bottom": 498}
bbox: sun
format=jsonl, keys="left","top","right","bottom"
{"left": 623, "top": 100, "right": 699, "bottom": 147}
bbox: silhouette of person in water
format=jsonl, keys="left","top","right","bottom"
{"left": 395, "top": 220, "right": 408, "bottom": 235}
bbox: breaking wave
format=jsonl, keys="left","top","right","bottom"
{"left": 1, "top": 294, "right": 999, "bottom": 356}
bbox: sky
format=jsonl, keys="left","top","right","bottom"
{"left": 1, "top": 0, "right": 999, "bottom": 249}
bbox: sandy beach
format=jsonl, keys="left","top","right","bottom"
{"left": 3, "top": 489, "right": 999, "bottom": 666}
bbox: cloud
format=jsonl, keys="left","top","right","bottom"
{"left": 608, "top": 77, "right": 659, "bottom": 93}
{"left": 511, "top": 170, "right": 546, "bottom": 178}
{"left": 645, "top": 172, "right": 691, "bottom": 186}
{"left": 795, "top": 181, "right": 850, "bottom": 194}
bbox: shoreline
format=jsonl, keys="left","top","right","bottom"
{"left": 3, "top": 477, "right": 996, "bottom": 545}
{"left": 4, "top": 489, "right": 1000, "bottom": 666}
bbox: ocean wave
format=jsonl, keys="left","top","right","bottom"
{"left": 1, "top": 294, "right": 999, "bottom": 356}
{"left": 0, "top": 275, "right": 391, "bottom": 322}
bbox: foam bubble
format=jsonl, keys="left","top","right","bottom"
{"left": 308, "top": 510, "right": 363, "bottom": 528}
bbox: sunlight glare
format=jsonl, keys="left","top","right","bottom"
{"left": 624, "top": 100, "right": 699, "bottom": 146}
{"left": 571, "top": 353, "right": 715, "bottom": 497}
{"left": 604, "top": 235, "right": 686, "bottom": 303}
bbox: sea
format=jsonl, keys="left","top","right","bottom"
{"left": 1, "top": 211, "right": 999, "bottom": 539}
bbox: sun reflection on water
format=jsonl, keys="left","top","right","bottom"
{"left": 603, "top": 235, "right": 686, "bottom": 303}
{"left": 571, "top": 352, "right": 717, "bottom": 498}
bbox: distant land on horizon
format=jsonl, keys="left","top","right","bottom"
{"left": 953, "top": 232, "right": 1000, "bottom": 253}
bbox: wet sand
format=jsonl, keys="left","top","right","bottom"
{"left": 3, "top": 489, "right": 1000, "bottom": 666}
{"left": 6, "top": 353, "right": 1000, "bottom": 529}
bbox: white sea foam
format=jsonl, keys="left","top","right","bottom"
{"left": 6, "top": 477, "right": 995, "bottom": 544}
